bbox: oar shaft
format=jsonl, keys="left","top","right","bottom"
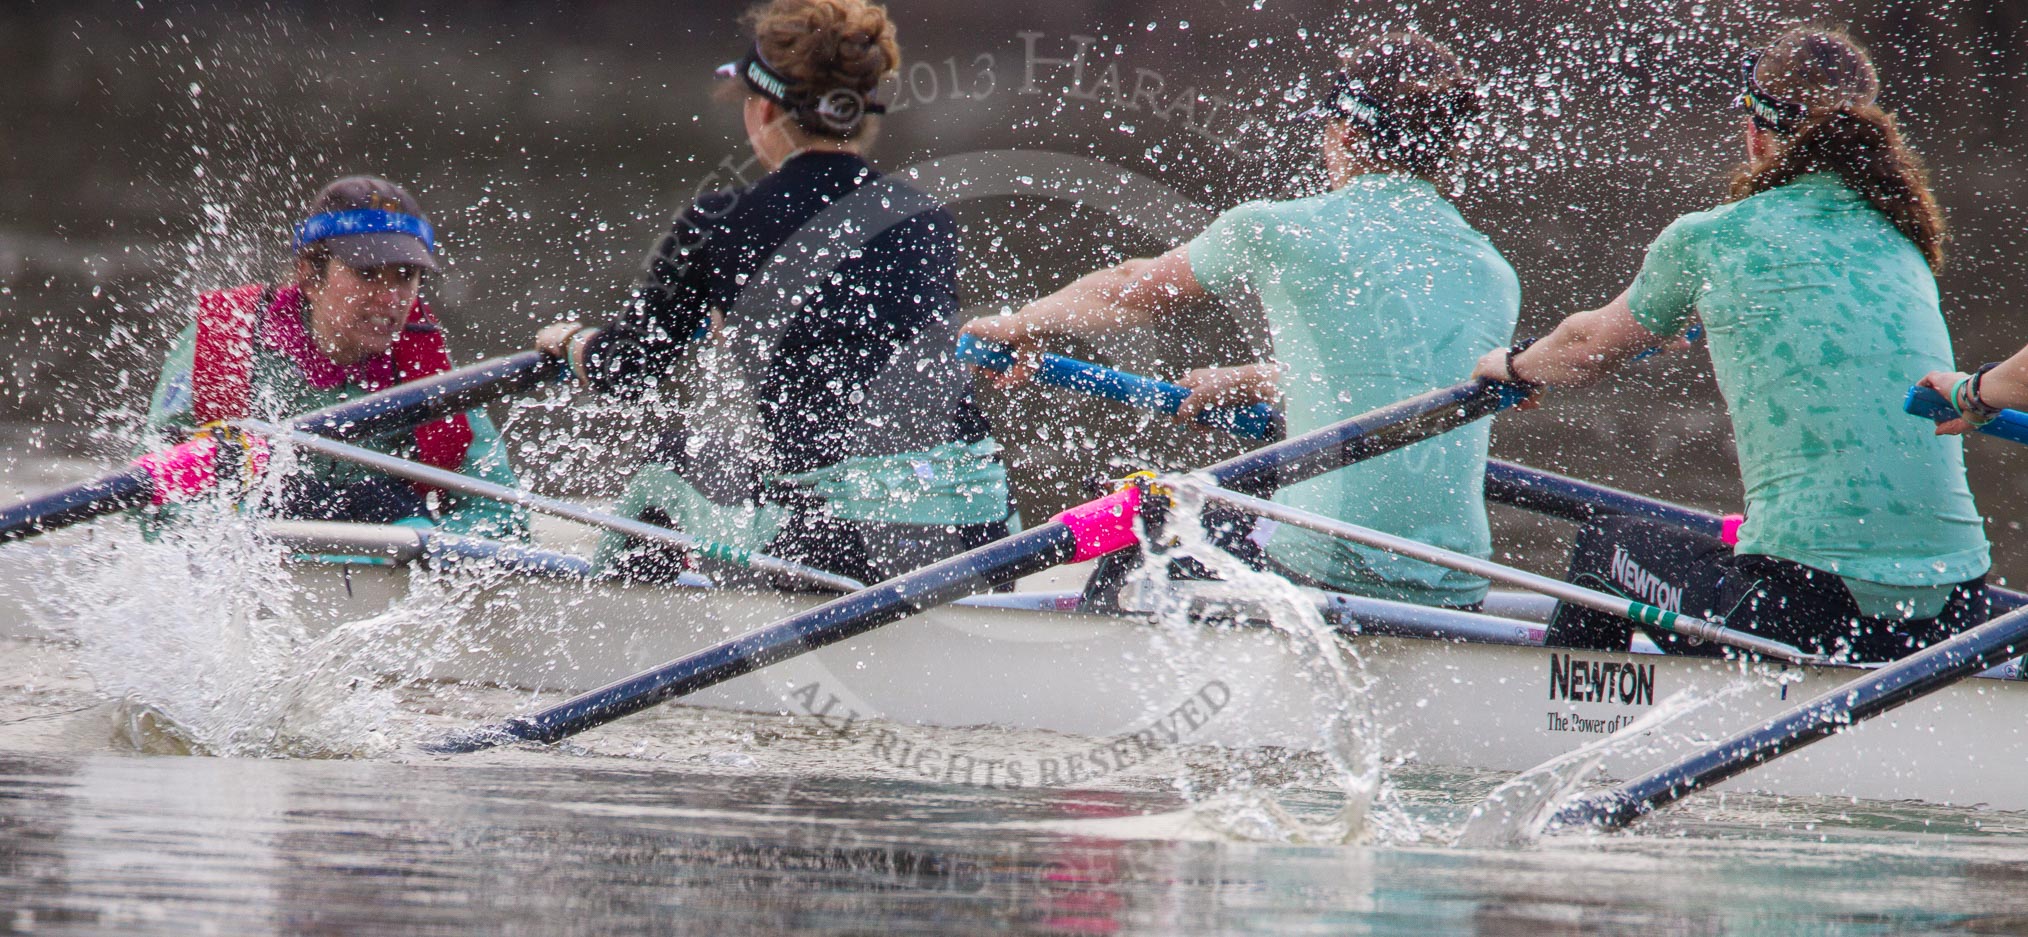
{"left": 240, "top": 421, "right": 863, "bottom": 594}
{"left": 292, "top": 351, "right": 559, "bottom": 443}
{"left": 429, "top": 523, "right": 1082, "bottom": 751}
{"left": 431, "top": 378, "right": 1523, "bottom": 753}
{"left": 0, "top": 352, "right": 563, "bottom": 545}
{"left": 0, "top": 470, "right": 152, "bottom": 545}
{"left": 1180, "top": 482, "right": 1818, "bottom": 665}
{"left": 1550, "top": 602, "right": 2028, "bottom": 832}
{"left": 261, "top": 520, "right": 600, "bottom": 581}
{"left": 262, "top": 518, "right": 428, "bottom": 564}
{"left": 1484, "top": 460, "right": 1725, "bottom": 536}
{"left": 1210, "top": 381, "right": 1527, "bottom": 496}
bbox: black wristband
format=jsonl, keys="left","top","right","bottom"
{"left": 1503, "top": 338, "right": 1542, "bottom": 390}
{"left": 1968, "top": 362, "right": 2004, "bottom": 417}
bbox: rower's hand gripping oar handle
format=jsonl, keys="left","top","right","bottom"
{"left": 0, "top": 427, "right": 275, "bottom": 544}
{"left": 0, "top": 352, "right": 563, "bottom": 545}
{"left": 1903, "top": 385, "right": 2028, "bottom": 447}
{"left": 955, "top": 335, "right": 1280, "bottom": 439}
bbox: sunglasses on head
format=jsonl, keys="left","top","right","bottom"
{"left": 714, "top": 44, "right": 886, "bottom": 133}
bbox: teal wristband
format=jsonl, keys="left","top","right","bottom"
{"left": 1953, "top": 377, "right": 1996, "bottom": 426}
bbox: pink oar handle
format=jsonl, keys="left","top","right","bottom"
{"left": 131, "top": 432, "right": 271, "bottom": 505}
{"left": 1053, "top": 486, "right": 1144, "bottom": 563}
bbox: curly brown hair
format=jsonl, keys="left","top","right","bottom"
{"left": 742, "top": 0, "right": 900, "bottom": 138}
{"left": 1337, "top": 30, "right": 1481, "bottom": 186}
{"left": 1729, "top": 26, "right": 1947, "bottom": 271}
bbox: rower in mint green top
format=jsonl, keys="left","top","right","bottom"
{"left": 1623, "top": 172, "right": 1988, "bottom": 614}
{"left": 1186, "top": 173, "right": 1520, "bottom": 607}
{"left": 960, "top": 32, "right": 1501, "bottom": 607}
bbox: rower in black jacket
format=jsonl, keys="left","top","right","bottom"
{"left": 537, "top": 0, "right": 1009, "bottom": 587}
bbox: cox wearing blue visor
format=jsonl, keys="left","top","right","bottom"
{"left": 138, "top": 175, "right": 529, "bottom": 540}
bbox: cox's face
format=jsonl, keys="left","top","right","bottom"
{"left": 309, "top": 261, "right": 423, "bottom": 361}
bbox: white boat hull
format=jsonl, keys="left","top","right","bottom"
{"left": 5, "top": 528, "right": 2026, "bottom": 810}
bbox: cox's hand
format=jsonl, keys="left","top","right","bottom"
{"left": 1473, "top": 348, "right": 1541, "bottom": 410}
{"left": 1919, "top": 369, "right": 1974, "bottom": 435}
{"left": 1175, "top": 365, "right": 1279, "bottom": 425}
{"left": 536, "top": 320, "right": 585, "bottom": 359}
{"left": 959, "top": 314, "right": 1042, "bottom": 389}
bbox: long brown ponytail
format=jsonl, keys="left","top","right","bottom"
{"left": 1728, "top": 27, "right": 1946, "bottom": 271}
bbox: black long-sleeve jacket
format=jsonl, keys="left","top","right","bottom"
{"left": 580, "top": 151, "right": 989, "bottom": 478}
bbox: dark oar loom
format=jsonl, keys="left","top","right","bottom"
{"left": 0, "top": 470, "right": 156, "bottom": 544}
{"left": 1485, "top": 460, "right": 2028, "bottom": 614}
{"left": 1485, "top": 460, "right": 1732, "bottom": 540}
{"left": 430, "top": 378, "right": 1529, "bottom": 752}
{"left": 0, "top": 351, "right": 560, "bottom": 545}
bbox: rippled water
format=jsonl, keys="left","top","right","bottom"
{"left": 8, "top": 725, "right": 2028, "bottom": 935}
{"left": 9, "top": 450, "right": 2028, "bottom": 935}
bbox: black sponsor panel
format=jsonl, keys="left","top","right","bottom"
{"left": 1548, "top": 514, "right": 1730, "bottom": 653}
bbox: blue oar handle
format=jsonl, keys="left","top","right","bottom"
{"left": 1903, "top": 385, "right": 2028, "bottom": 447}
{"left": 956, "top": 334, "right": 1279, "bottom": 439}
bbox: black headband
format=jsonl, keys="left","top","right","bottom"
{"left": 1295, "top": 71, "right": 1396, "bottom": 136}
{"left": 715, "top": 43, "right": 887, "bottom": 135}
{"left": 1738, "top": 50, "right": 1809, "bottom": 135}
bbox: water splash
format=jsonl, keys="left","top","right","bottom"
{"left": 1123, "top": 477, "right": 1385, "bottom": 845}
{"left": 1451, "top": 687, "right": 1707, "bottom": 849}
{"left": 1453, "top": 670, "right": 1789, "bottom": 848}
{"left": 25, "top": 480, "right": 518, "bottom": 758}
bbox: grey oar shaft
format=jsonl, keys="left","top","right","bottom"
{"left": 237, "top": 420, "right": 864, "bottom": 593}
{"left": 1178, "top": 480, "right": 1820, "bottom": 665}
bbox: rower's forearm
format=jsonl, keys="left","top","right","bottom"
{"left": 1975, "top": 347, "right": 2028, "bottom": 411}
{"left": 1517, "top": 321, "right": 1625, "bottom": 388}
{"left": 1228, "top": 362, "right": 1287, "bottom": 395}
{"left": 1012, "top": 261, "right": 1169, "bottom": 339}
{"left": 1509, "top": 296, "right": 1661, "bottom": 390}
